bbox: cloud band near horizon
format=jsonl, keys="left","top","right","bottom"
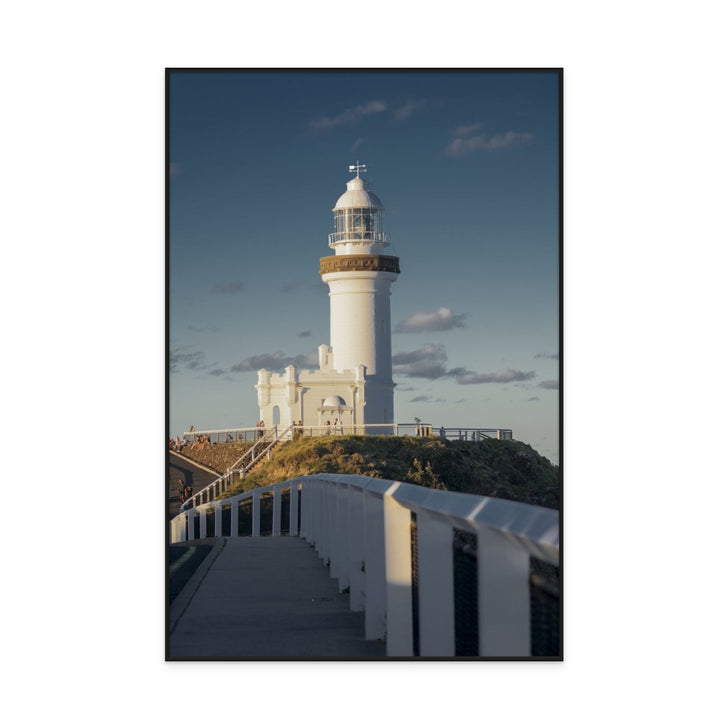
{"left": 392, "top": 344, "right": 535, "bottom": 385}
{"left": 395, "top": 307, "right": 466, "bottom": 333}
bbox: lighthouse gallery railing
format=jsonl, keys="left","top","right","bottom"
{"left": 170, "top": 473, "right": 559, "bottom": 657}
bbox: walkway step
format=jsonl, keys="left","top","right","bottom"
{"left": 168, "top": 536, "right": 386, "bottom": 659}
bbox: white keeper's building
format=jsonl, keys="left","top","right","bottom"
{"left": 256, "top": 165, "right": 400, "bottom": 432}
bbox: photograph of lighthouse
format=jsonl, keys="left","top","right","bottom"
{"left": 167, "top": 69, "right": 561, "bottom": 660}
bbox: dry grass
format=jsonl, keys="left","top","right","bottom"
{"left": 181, "top": 435, "right": 560, "bottom": 510}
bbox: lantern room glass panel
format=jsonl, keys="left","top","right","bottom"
{"left": 333, "top": 208, "right": 384, "bottom": 243}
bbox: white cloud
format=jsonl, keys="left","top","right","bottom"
{"left": 393, "top": 344, "right": 448, "bottom": 379}
{"left": 538, "top": 379, "right": 559, "bottom": 390}
{"left": 448, "top": 367, "right": 536, "bottom": 384}
{"left": 170, "top": 348, "right": 205, "bottom": 373}
{"left": 445, "top": 130, "right": 533, "bottom": 156}
{"left": 451, "top": 122, "right": 483, "bottom": 137}
{"left": 394, "top": 98, "right": 429, "bottom": 121}
{"left": 309, "top": 101, "right": 387, "bottom": 131}
{"left": 395, "top": 307, "right": 466, "bottom": 333}
{"left": 231, "top": 349, "right": 318, "bottom": 372}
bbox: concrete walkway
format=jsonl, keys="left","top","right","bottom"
{"left": 168, "top": 536, "right": 386, "bottom": 659}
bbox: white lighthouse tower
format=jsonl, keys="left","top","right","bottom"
{"left": 320, "top": 164, "right": 400, "bottom": 426}
{"left": 256, "top": 164, "right": 399, "bottom": 432}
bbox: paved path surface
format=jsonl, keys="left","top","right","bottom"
{"left": 168, "top": 536, "right": 386, "bottom": 659}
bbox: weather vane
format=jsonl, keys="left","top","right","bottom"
{"left": 348, "top": 162, "right": 367, "bottom": 178}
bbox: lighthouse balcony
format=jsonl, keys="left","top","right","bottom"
{"left": 328, "top": 231, "right": 389, "bottom": 247}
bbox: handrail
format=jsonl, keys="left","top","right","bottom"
{"left": 170, "top": 473, "right": 559, "bottom": 657}
{"left": 180, "top": 423, "right": 513, "bottom": 441}
{"left": 180, "top": 426, "right": 271, "bottom": 445}
{"left": 179, "top": 425, "right": 293, "bottom": 511}
{"left": 328, "top": 231, "right": 389, "bottom": 246}
{"left": 226, "top": 428, "right": 276, "bottom": 473}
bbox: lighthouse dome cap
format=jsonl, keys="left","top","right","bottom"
{"left": 333, "top": 177, "right": 384, "bottom": 210}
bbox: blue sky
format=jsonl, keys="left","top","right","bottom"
{"left": 169, "top": 70, "right": 560, "bottom": 462}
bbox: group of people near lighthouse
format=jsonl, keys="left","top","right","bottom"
{"left": 325, "top": 417, "right": 343, "bottom": 435}
{"left": 289, "top": 418, "right": 343, "bottom": 437}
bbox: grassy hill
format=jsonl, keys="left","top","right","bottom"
{"left": 178, "top": 435, "right": 559, "bottom": 510}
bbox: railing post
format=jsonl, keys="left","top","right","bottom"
{"left": 330, "top": 483, "right": 350, "bottom": 591}
{"left": 272, "top": 486, "right": 282, "bottom": 536}
{"left": 363, "top": 490, "right": 386, "bottom": 641}
{"left": 301, "top": 479, "right": 312, "bottom": 542}
{"left": 319, "top": 480, "right": 331, "bottom": 565}
{"left": 383, "top": 490, "right": 414, "bottom": 656}
{"left": 215, "top": 502, "right": 223, "bottom": 538}
{"left": 199, "top": 506, "right": 207, "bottom": 539}
{"left": 476, "top": 530, "right": 531, "bottom": 656}
{"left": 312, "top": 480, "right": 324, "bottom": 555}
{"left": 170, "top": 515, "right": 182, "bottom": 544}
{"left": 230, "top": 498, "right": 238, "bottom": 537}
{"left": 310, "top": 478, "right": 319, "bottom": 545}
{"left": 187, "top": 508, "right": 196, "bottom": 541}
{"left": 348, "top": 485, "right": 366, "bottom": 612}
{"left": 415, "top": 512, "right": 455, "bottom": 656}
{"left": 290, "top": 480, "right": 299, "bottom": 537}
{"left": 252, "top": 490, "right": 261, "bottom": 537}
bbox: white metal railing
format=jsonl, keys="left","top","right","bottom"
{"left": 328, "top": 231, "right": 389, "bottom": 246}
{"left": 182, "top": 423, "right": 513, "bottom": 441}
{"left": 170, "top": 473, "right": 558, "bottom": 657}
{"left": 179, "top": 426, "right": 271, "bottom": 445}
{"left": 177, "top": 425, "right": 293, "bottom": 511}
